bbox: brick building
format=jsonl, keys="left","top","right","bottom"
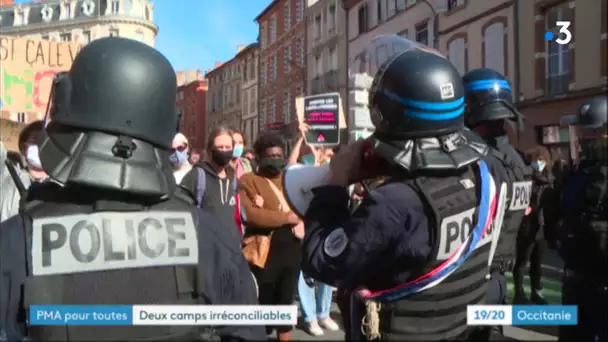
{"left": 177, "top": 79, "right": 208, "bottom": 153}
{"left": 205, "top": 62, "right": 225, "bottom": 135}
{"left": 255, "top": 0, "right": 307, "bottom": 141}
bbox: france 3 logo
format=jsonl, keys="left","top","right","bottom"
{"left": 545, "top": 21, "right": 572, "bottom": 45}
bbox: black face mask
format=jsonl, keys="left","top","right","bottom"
{"left": 211, "top": 149, "right": 233, "bottom": 167}
{"left": 258, "top": 158, "right": 287, "bottom": 176}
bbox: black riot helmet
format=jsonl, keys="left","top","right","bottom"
{"left": 350, "top": 35, "right": 465, "bottom": 139}
{"left": 561, "top": 96, "right": 608, "bottom": 131}
{"left": 462, "top": 68, "right": 520, "bottom": 127}
{"left": 49, "top": 37, "right": 178, "bottom": 149}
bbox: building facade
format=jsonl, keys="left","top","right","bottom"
{"left": 205, "top": 62, "right": 225, "bottom": 136}
{"left": 177, "top": 79, "right": 208, "bottom": 152}
{"left": 222, "top": 51, "right": 243, "bottom": 131}
{"left": 307, "top": 0, "right": 347, "bottom": 98}
{"left": 438, "top": 0, "right": 606, "bottom": 155}
{"left": 256, "top": 0, "right": 307, "bottom": 140}
{"left": 237, "top": 43, "right": 260, "bottom": 147}
{"left": 0, "top": 0, "right": 157, "bottom": 46}
{"left": 343, "top": 0, "right": 437, "bottom": 135}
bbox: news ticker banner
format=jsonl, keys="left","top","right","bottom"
{"left": 467, "top": 305, "right": 577, "bottom": 326}
{"left": 30, "top": 305, "right": 297, "bottom": 326}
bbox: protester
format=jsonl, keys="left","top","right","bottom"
{"left": 232, "top": 130, "right": 253, "bottom": 178}
{"left": 189, "top": 150, "right": 201, "bottom": 165}
{"left": 239, "top": 132, "right": 303, "bottom": 341}
{"left": 18, "top": 121, "right": 47, "bottom": 182}
{"left": 287, "top": 130, "right": 339, "bottom": 336}
{"left": 513, "top": 145, "right": 554, "bottom": 304}
{"left": 180, "top": 125, "right": 241, "bottom": 237}
{"left": 169, "top": 132, "right": 192, "bottom": 183}
{"left": 0, "top": 142, "right": 30, "bottom": 222}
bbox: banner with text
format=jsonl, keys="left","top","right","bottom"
{"left": 301, "top": 92, "right": 341, "bottom": 146}
{"left": 0, "top": 36, "right": 82, "bottom": 113}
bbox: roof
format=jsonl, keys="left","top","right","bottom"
{"left": 254, "top": 0, "right": 280, "bottom": 22}
{"left": 235, "top": 42, "right": 259, "bottom": 59}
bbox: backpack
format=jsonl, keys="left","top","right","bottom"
{"left": 195, "top": 167, "right": 247, "bottom": 235}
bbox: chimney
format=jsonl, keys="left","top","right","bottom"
{"left": 214, "top": 62, "right": 223, "bottom": 68}
{"left": 236, "top": 45, "right": 245, "bottom": 53}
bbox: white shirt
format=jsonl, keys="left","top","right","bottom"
{"left": 173, "top": 164, "right": 192, "bottom": 184}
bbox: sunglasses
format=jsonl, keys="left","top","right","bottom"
{"left": 170, "top": 145, "right": 188, "bottom": 153}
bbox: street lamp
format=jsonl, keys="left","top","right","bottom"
{"left": 420, "top": 0, "right": 439, "bottom": 49}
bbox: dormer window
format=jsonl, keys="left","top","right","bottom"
{"left": 65, "top": 3, "right": 71, "bottom": 19}
{"left": 111, "top": 0, "right": 120, "bottom": 14}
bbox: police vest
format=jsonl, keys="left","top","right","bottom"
{"left": 490, "top": 146, "right": 532, "bottom": 270}
{"left": 564, "top": 164, "right": 608, "bottom": 273}
{"left": 22, "top": 191, "right": 210, "bottom": 341}
{"left": 381, "top": 164, "right": 502, "bottom": 341}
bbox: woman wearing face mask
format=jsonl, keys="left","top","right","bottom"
{"left": 231, "top": 130, "right": 253, "bottom": 178}
{"left": 18, "top": 121, "right": 48, "bottom": 183}
{"left": 513, "top": 145, "right": 555, "bottom": 305}
{"left": 180, "top": 126, "right": 241, "bottom": 238}
{"left": 169, "top": 133, "right": 192, "bottom": 184}
{"left": 239, "top": 132, "right": 303, "bottom": 341}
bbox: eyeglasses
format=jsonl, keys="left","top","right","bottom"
{"left": 170, "top": 145, "right": 188, "bottom": 153}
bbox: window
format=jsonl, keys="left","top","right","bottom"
{"left": 447, "top": 0, "right": 465, "bottom": 11}
{"left": 260, "top": 101, "right": 267, "bottom": 128}
{"left": 211, "top": 94, "right": 216, "bottom": 110}
{"left": 283, "top": 92, "right": 291, "bottom": 122}
{"left": 270, "top": 15, "right": 277, "bottom": 43}
{"left": 545, "top": 5, "right": 572, "bottom": 95}
{"left": 377, "top": 0, "right": 382, "bottom": 23}
{"left": 82, "top": 30, "right": 91, "bottom": 43}
{"left": 296, "top": 38, "right": 304, "bottom": 67}
{"left": 17, "top": 10, "right": 25, "bottom": 25}
{"left": 60, "top": 33, "right": 72, "bottom": 42}
{"left": 396, "top": 0, "right": 407, "bottom": 12}
{"left": 109, "top": 28, "right": 119, "bottom": 37}
{"left": 483, "top": 22, "right": 505, "bottom": 75}
{"left": 271, "top": 55, "right": 278, "bottom": 80}
{"left": 269, "top": 98, "right": 276, "bottom": 123}
{"left": 387, "top": 0, "right": 396, "bottom": 18}
{"left": 448, "top": 38, "right": 466, "bottom": 75}
{"left": 284, "top": 1, "right": 291, "bottom": 30}
{"left": 314, "top": 15, "right": 322, "bottom": 40}
{"left": 17, "top": 113, "right": 26, "bottom": 123}
{"left": 314, "top": 55, "right": 322, "bottom": 77}
{"left": 41, "top": 35, "right": 49, "bottom": 40}
{"left": 415, "top": 22, "right": 429, "bottom": 45}
{"left": 243, "top": 62, "right": 248, "bottom": 81}
{"left": 328, "top": 4, "right": 336, "bottom": 32}
{"left": 296, "top": 0, "right": 304, "bottom": 22}
{"left": 261, "top": 62, "right": 267, "bottom": 86}
{"left": 358, "top": 5, "right": 369, "bottom": 35}
{"left": 134, "top": 30, "right": 145, "bottom": 42}
{"left": 111, "top": 0, "right": 120, "bottom": 14}
{"left": 329, "top": 46, "right": 338, "bottom": 71}
{"left": 284, "top": 45, "right": 292, "bottom": 74}
{"left": 64, "top": 3, "right": 72, "bottom": 18}
{"left": 250, "top": 89, "right": 256, "bottom": 112}
{"left": 243, "top": 89, "right": 249, "bottom": 111}
{"left": 260, "top": 24, "right": 266, "bottom": 49}
{"left": 226, "top": 86, "right": 232, "bottom": 105}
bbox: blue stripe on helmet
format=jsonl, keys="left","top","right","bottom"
{"left": 404, "top": 107, "right": 465, "bottom": 121}
{"left": 382, "top": 90, "right": 464, "bottom": 111}
{"left": 464, "top": 79, "right": 512, "bottom": 92}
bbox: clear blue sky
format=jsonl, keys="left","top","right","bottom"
{"left": 154, "top": 0, "right": 271, "bottom": 72}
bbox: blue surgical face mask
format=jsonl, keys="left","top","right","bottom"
{"left": 534, "top": 160, "right": 546, "bottom": 172}
{"left": 233, "top": 144, "right": 244, "bottom": 158}
{"left": 169, "top": 150, "right": 188, "bottom": 165}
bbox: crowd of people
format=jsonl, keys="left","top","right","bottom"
{"left": 0, "top": 35, "right": 606, "bottom": 342}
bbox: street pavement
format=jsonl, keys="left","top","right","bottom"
{"left": 289, "top": 250, "right": 564, "bottom": 341}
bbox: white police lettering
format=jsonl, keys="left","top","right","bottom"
{"left": 31, "top": 212, "right": 198, "bottom": 276}
{"left": 437, "top": 207, "right": 495, "bottom": 261}
{"left": 229, "top": 196, "right": 236, "bottom": 206}
{"left": 509, "top": 181, "right": 532, "bottom": 211}
{"left": 323, "top": 228, "right": 348, "bottom": 258}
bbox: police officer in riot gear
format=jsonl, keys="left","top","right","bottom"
{"left": 558, "top": 96, "right": 607, "bottom": 342}
{"left": 300, "top": 35, "right": 510, "bottom": 341}
{"left": 0, "top": 37, "right": 265, "bottom": 341}
{"left": 462, "top": 68, "right": 533, "bottom": 307}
